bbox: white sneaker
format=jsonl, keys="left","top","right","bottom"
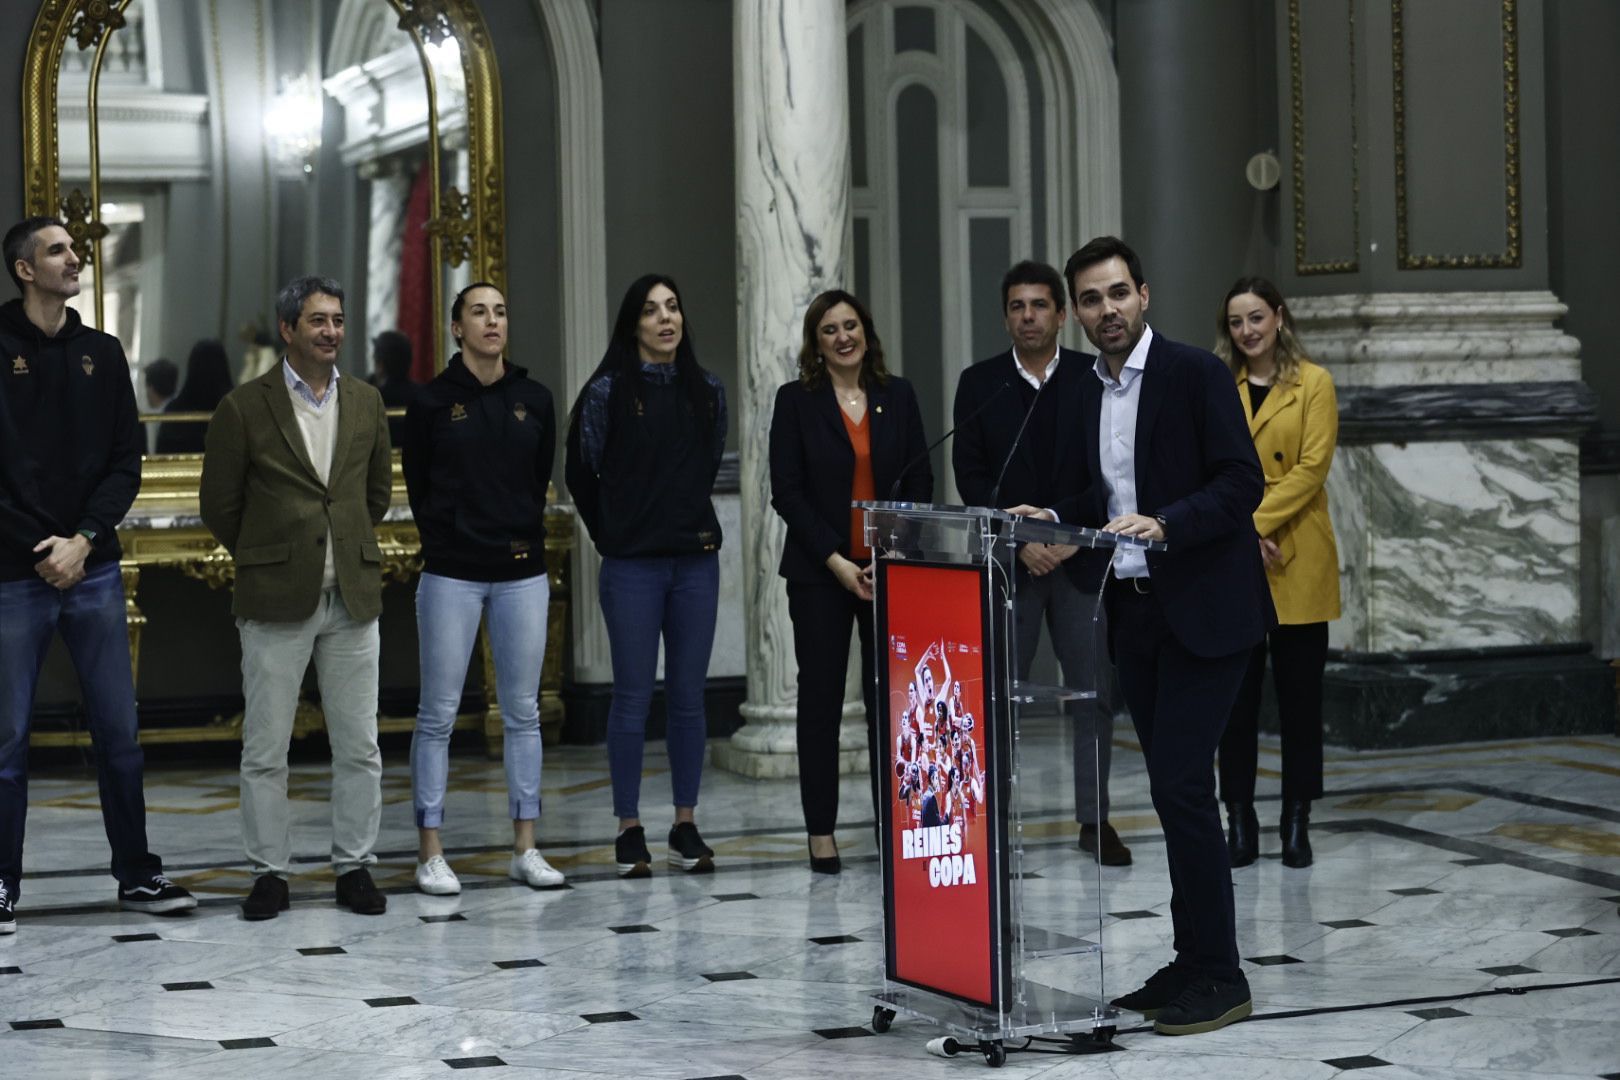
{"left": 415, "top": 855, "right": 462, "bottom": 895}
{"left": 509, "top": 849, "right": 565, "bottom": 889}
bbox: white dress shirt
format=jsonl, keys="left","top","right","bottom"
{"left": 1093, "top": 325, "right": 1154, "bottom": 579}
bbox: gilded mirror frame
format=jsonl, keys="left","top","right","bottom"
{"left": 21, "top": 0, "right": 507, "bottom": 470}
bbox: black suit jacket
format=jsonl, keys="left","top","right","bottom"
{"left": 769, "top": 375, "right": 932, "bottom": 583}
{"left": 1057, "top": 330, "right": 1275, "bottom": 658}
{"left": 952, "top": 346, "right": 1105, "bottom": 589}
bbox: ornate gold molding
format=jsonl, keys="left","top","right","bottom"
{"left": 385, "top": 0, "right": 508, "bottom": 361}
{"left": 1290, "top": 0, "right": 1359, "bottom": 276}
{"left": 1392, "top": 0, "right": 1522, "bottom": 270}
{"left": 24, "top": 0, "right": 507, "bottom": 369}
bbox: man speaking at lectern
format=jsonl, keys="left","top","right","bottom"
{"left": 1009, "top": 236, "right": 1272, "bottom": 1036}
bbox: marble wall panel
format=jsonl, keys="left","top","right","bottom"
{"left": 1328, "top": 437, "right": 1581, "bottom": 652}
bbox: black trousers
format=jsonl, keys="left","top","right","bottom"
{"left": 1218, "top": 622, "right": 1328, "bottom": 805}
{"left": 787, "top": 580, "right": 879, "bottom": 835}
{"left": 1108, "top": 582, "right": 1248, "bottom": 980}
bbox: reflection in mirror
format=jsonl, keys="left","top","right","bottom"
{"left": 49, "top": 0, "right": 472, "bottom": 452}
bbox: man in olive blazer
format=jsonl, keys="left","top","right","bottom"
{"left": 200, "top": 275, "right": 393, "bottom": 920}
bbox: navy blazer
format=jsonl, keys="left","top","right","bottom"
{"left": 769, "top": 375, "right": 932, "bottom": 583}
{"left": 952, "top": 346, "right": 1106, "bottom": 590}
{"left": 1056, "top": 331, "right": 1276, "bottom": 658}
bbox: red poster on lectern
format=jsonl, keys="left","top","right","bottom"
{"left": 879, "top": 561, "right": 999, "bottom": 1007}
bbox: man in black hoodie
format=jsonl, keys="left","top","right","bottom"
{"left": 0, "top": 216, "right": 196, "bottom": 934}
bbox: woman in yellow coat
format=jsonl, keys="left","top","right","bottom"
{"left": 1213, "top": 277, "right": 1340, "bottom": 869}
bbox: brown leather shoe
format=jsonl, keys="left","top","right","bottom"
{"left": 241, "top": 874, "right": 290, "bottom": 921}
{"left": 335, "top": 868, "right": 387, "bottom": 915}
{"left": 1079, "top": 822, "right": 1132, "bottom": 866}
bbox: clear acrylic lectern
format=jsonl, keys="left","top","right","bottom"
{"left": 854, "top": 501, "right": 1165, "bottom": 1068}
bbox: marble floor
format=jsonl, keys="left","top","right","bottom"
{"left": 4, "top": 720, "right": 1619, "bottom": 1079}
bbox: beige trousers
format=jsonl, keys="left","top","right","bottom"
{"left": 238, "top": 587, "right": 382, "bottom": 878}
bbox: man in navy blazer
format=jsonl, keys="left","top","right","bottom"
{"left": 952, "top": 260, "right": 1127, "bottom": 866}
{"left": 1012, "top": 237, "right": 1273, "bottom": 1036}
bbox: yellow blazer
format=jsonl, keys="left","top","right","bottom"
{"left": 1238, "top": 358, "right": 1341, "bottom": 625}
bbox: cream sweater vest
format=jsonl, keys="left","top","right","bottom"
{"left": 286, "top": 381, "right": 341, "bottom": 588}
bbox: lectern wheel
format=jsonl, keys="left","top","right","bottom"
{"left": 871, "top": 1006, "right": 894, "bottom": 1033}
{"left": 980, "top": 1040, "right": 1006, "bottom": 1067}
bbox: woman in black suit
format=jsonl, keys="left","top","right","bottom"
{"left": 769, "top": 290, "right": 932, "bottom": 873}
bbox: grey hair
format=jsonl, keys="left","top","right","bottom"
{"left": 275, "top": 275, "right": 345, "bottom": 328}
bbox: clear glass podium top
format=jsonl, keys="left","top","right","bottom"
{"left": 854, "top": 500, "right": 1167, "bottom": 559}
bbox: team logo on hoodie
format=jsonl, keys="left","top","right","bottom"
{"left": 81, "top": 355, "right": 94, "bottom": 376}
{"left": 10, "top": 356, "right": 25, "bottom": 375}
{"left": 450, "top": 402, "right": 468, "bottom": 422}
{"left": 513, "top": 402, "right": 527, "bottom": 422}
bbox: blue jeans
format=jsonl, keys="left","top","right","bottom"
{"left": 598, "top": 554, "right": 718, "bottom": 820}
{"left": 411, "top": 572, "right": 550, "bottom": 829}
{"left": 0, "top": 562, "right": 160, "bottom": 898}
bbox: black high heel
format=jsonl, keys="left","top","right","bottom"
{"left": 1280, "top": 800, "right": 1312, "bottom": 868}
{"left": 1226, "top": 802, "right": 1259, "bottom": 867}
{"left": 808, "top": 837, "right": 842, "bottom": 875}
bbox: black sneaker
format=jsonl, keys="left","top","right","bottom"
{"left": 667, "top": 822, "right": 715, "bottom": 873}
{"left": 1153, "top": 973, "right": 1253, "bottom": 1036}
{"left": 0, "top": 879, "right": 15, "bottom": 934}
{"left": 242, "top": 874, "right": 290, "bottom": 921}
{"left": 1110, "top": 961, "right": 1193, "bottom": 1019}
{"left": 335, "top": 868, "right": 387, "bottom": 915}
{"left": 118, "top": 874, "right": 198, "bottom": 915}
{"left": 615, "top": 825, "right": 652, "bottom": 878}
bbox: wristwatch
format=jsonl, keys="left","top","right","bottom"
{"left": 1152, "top": 515, "right": 1168, "bottom": 537}
{"left": 76, "top": 528, "right": 96, "bottom": 542}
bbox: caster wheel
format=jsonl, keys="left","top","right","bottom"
{"left": 979, "top": 1040, "right": 1006, "bottom": 1067}
{"left": 1094, "top": 1025, "right": 1117, "bottom": 1043}
{"left": 871, "top": 1006, "right": 894, "bottom": 1033}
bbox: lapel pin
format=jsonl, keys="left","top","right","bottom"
{"left": 450, "top": 402, "right": 468, "bottom": 421}
{"left": 81, "top": 355, "right": 94, "bottom": 375}
{"left": 10, "top": 356, "right": 26, "bottom": 374}
{"left": 876, "top": 405, "right": 883, "bottom": 414}
{"left": 514, "top": 402, "right": 527, "bottom": 421}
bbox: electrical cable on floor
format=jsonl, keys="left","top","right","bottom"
{"left": 999, "top": 974, "right": 1620, "bottom": 1056}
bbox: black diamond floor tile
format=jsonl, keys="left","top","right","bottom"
{"left": 609, "top": 924, "right": 659, "bottom": 934}
{"left": 809, "top": 934, "right": 861, "bottom": 945}
{"left": 420, "top": 913, "right": 467, "bottom": 924}
{"left": 1408, "top": 1006, "right": 1470, "bottom": 1020}
{"left": 1321, "top": 919, "right": 1375, "bottom": 929}
{"left": 162, "top": 981, "right": 213, "bottom": 991}
{"left": 1451, "top": 857, "right": 1495, "bottom": 866}
{"left": 1543, "top": 927, "right": 1598, "bottom": 938}
{"left": 298, "top": 946, "right": 346, "bottom": 956}
{"left": 702, "top": 971, "right": 758, "bottom": 982}
{"left": 493, "top": 958, "right": 545, "bottom": 969}
{"left": 713, "top": 893, "right": 759, "bottom": 902}
{"left": 688, "top": 1076, "right": 749, "bottom": 1080}
{"left": 364, "top": 996, "right": 419, "bottom": 1007}
{"left": 220, "top": 1038, "right": 277, "bottom": 1049}
{"left": 10, "top": 1019, "right": 64, "bottom": 1031}
{"left": 1479, "top": 965, "right": 1538, "bottom": 976}
{"left": 814, "top": 1026, "right": 876, "bottom": 1039}
{"left": 1388, "top": 887, "right": 1440, "bottom": 897}
{"left": 1322, "top": 1055, "right": 1390, "bottom": 1070}
{"left": 1108, "top": 910, "right": 1160, "bottom": 920}
{"left": 444, "top": 1056, "right": 507, "bottom": 1069}
{"left": 1246, "top": 954, "right": 1304, "bottom": 966}
{"left": 0, "top": 967, "right": 20, "bottom": 975}
{"left": 112, "top": 932, "right": 161, "bottom": 942}
{"left": 581, "top": 1011, "right": 639, "bottom": 1023}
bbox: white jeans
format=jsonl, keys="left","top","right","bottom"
{"left": 238, "top": 588, "right": 382, "bottom": 878}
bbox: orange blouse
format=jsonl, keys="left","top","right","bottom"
{"left": 841, "top": 407, "right": 875, "bottom": 561}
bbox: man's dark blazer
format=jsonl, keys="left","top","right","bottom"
{"left": 769, "top": 375, "right": 932, "bottom": 584}
{"left": 1056, "top": 331, "right": 1275, "bottom": 658}
{"left": 952, "top": 346, "right": 1105, "bottom": 589}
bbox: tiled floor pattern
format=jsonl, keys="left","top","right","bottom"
{"left": 3, "top": 722, "right": 1618, "bottom": 1078}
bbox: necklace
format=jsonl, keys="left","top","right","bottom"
{"left": 838, "top": 385, "right": 864, "bottom": 406}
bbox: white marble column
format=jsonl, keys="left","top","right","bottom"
{"left": 713, "top": 0, "right": 866, "bottom": 779}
